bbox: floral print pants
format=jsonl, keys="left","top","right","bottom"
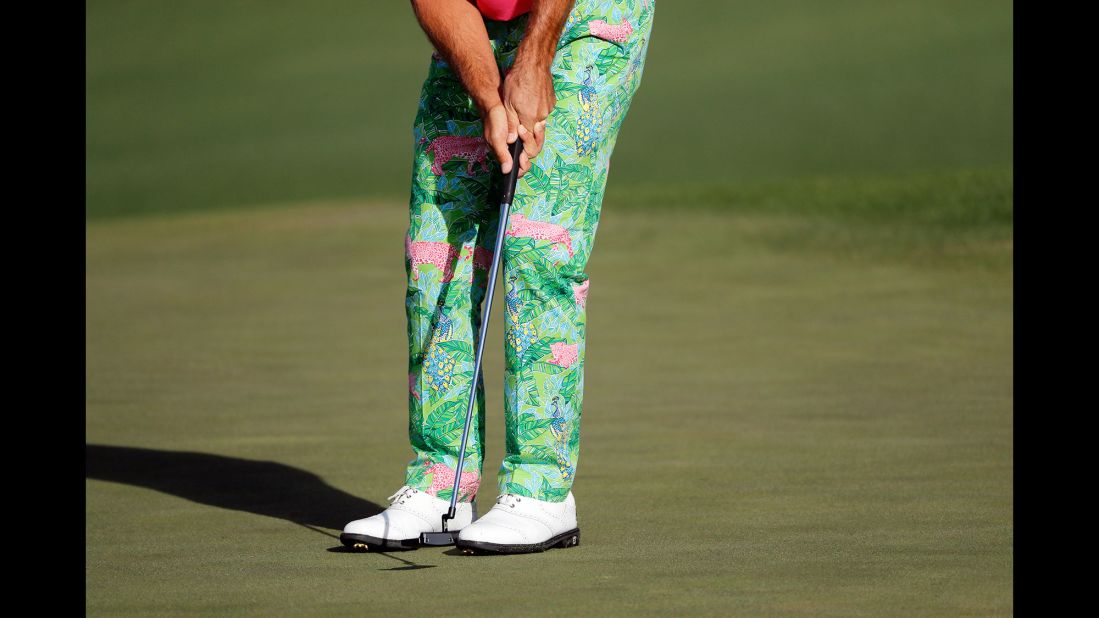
{"left": 403, "top": 0, "right": 654, "bottom": 503}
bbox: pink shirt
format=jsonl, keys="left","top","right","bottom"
{"left": 471, "top": 0, "right": 532, "bottom": 21}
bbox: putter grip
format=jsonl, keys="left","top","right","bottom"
{"left": 500, "top": 138, "right": 524, "bottom": 206}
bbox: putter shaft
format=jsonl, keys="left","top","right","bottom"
{"left": 441, "top": 138, "right": 524, "bottom": 531}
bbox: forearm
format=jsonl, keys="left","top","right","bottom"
{"left": 513, "top": 0, "right": 575, "bottom": 72}
{"left": 409, "top": 0, "right": 501, "bottom": 112}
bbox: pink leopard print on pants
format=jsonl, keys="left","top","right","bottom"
{"left": 506, "top": 214, "right": 575, "bottom": 258}
{"left": 424, "top": 460, "right": 480, "bottom": 500}
{"left": 461, "top": 245, "right": 494, "bottom": 285}
{"left": 548, "top": 342, "right": 580, "bottom": 368}
{"left": 473, "top": 246, "right": 493, "bottom": 272}
{"left": 588, "top": 19, "right": 633, "bottom": 42}
{"left": 406, "top": 235, "right": 460, "bottom": 282}
{"left": 425, "top": 136, "right": 491, "bottom": 176}
{"left": 572, "top": 279, "right": 590, "bottom": 308}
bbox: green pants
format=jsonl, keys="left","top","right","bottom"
{"left": 403, "top": 0, "right": 654, "bottom": 503}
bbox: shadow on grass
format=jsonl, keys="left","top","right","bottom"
{"left": 328, "top": 545, "right": 437, "bottom": 570}
{"left": 85, "top": 444, "right": 383, "bottom": 532}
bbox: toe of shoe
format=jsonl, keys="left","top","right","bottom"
{"left": 342, "top": 516, "right": 382, "bottom": 537}
{"left": 344, "top": 513, "right": 418, "bottom": 539}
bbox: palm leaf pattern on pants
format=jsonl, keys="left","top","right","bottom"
{"left": 402, "top": 0, "right": 654, "bottom": 502}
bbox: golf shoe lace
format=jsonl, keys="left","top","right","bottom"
{"left": 387, "top": 485, "right": 418, "bottom": 505}
{"left": 497, "top": 493, "right": 522, "bottom": 509}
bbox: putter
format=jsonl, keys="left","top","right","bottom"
{"left": 420, "top": 138, "right": 524, "bottom": 547}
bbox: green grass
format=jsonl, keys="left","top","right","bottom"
{"left": 86, "top": 169, "right": 1012, "bottom": 615}
{"left": 86, "top": 0, "right": 1012, "bottom": 219}
{"left": 612, "top": 165, "right": 1013, "bottom": 270}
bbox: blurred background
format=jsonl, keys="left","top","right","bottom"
{"left": 87, "top": 1, "right": 1012, "bottom": 615}
{"left": 86, "top": 0, "right": 1011, "bottom": 219}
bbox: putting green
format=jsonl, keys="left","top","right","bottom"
{"left": 86, "top": 168, "right": 1012, "bottom": 615}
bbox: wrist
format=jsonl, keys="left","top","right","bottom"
{"left": 471, "top": 88, "right": 503, "bottom": 116}
{"left": 512, "top": 52, "right": 553, "bottom": 75}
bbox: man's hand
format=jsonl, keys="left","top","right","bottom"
{"left": 481, "top": 102, "right": 518, "bottom": 175}
{"left": 410, "top": 0, "right": 514, "bottom": 171}
{"left": 498, "top": 0, "right": 575, "bottom": 177}
{"left": 501, "top": 62, "right": 554, "bottom": 178}
{"left": 410, "top": 0, "right": 574, "bottom": 177}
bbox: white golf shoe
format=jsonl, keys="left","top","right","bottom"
{"left": 340, "top": 485, "right": 475, "bottom": 551}
{"left": 455, "top": 491, "right": 581, "bottom": 554}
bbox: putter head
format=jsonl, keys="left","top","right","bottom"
{"left": 419, "top": 531, "right": 458, "bottom": 546}
{"left": 417, "top": 499, "right": 477, "bottom": 546}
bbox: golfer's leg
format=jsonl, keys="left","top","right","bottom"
{"left": 497, "top": 0, "right": 655, "bottom": 502}
{"left": 404, "top": 52, "right": 497, "bottom": 503}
